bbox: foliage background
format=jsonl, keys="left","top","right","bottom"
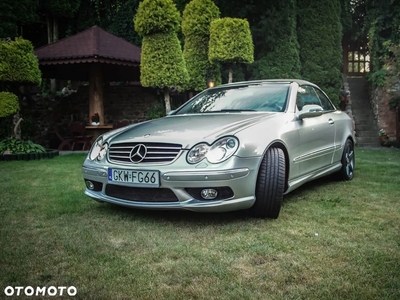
{"left": 1, "top": 0, "right": 399, "bottom": 102}
{"left": 297, "top": 0, "right": 343, "bottom": 103}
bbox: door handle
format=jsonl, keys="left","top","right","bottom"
{"left": 328, "top": 119, "right": 334, "bottom": 125}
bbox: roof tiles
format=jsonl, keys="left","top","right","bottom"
{"left": 35, "top": 25, "right": 141, "bottom": 64}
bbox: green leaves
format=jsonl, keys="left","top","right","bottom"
{"left": 297, "top": 0, "right": 342, "bottom": 104}
{"left": 39, "top": 0, "right": 81, "bottom": 18}
{"left": 183, "top": 35, "right": 221, "bottom": 91}
{"left": 0, "top": 37, "right": 41, "bottom": 85}
{"left": 182, "top": 0, "right": 221, "bottom": 91}
{"left": 0, "top": 92, "right": 19, "bottom": 118}
{"left": 140, "top": 32, "right": 188, "bottom": 88}
{"left": 209, "top": 18, "right": 254, "bottom": 65}
{"left": 248, "top": 0, "right": 300, "bottom": 80}
{"left": 181, "top": 0, "right": 220, "bottom": 36}
{"left": 0, "top": 137, "right": 45, "bottom": 154}
{"left": 134, "top": 0, "right": 181, "bottom": 36}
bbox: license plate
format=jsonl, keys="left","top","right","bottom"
{"left": 108, "top": 168, "right": 160, "bottom": 187}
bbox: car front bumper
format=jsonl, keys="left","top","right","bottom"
{"left": 82, "top": 156, "right": 261, "bottom": 213}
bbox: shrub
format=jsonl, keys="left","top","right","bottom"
{"left": 297, "top": 0, "right": 342, "bottom": 105}
{"left": 0, "top": 37, "right": 41, "bottom": 85}
{"left": 146, "top": 102, "right": 166, "bottom": 120}
{"left": 0, "top": 137, "right": 45, "bottom": 154}
{"left": 134, "top": 0, "right": 181, "bottom": 35}
{"left": 140, "top": 32, "right": 188, "bottom": 88}
{"left": 182, "top": 0, "right": 220, "bottom": 37}
{"left": 0, "top": 92, "right": 19, "bottom": 118}
{"left": 209, "top": 18, "right": 254, "bottom": 65}
{"left": 182, "top": 0, "right": 221, "bottom": 91}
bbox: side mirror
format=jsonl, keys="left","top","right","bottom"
{"left": 298, "top": 105, "right": 324, "bottom": 119}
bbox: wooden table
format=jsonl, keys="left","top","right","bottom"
{"left": 85, "top": 125, "right": 113, "bottom": 142}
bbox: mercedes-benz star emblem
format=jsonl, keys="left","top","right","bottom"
{"left": 129, "top": 144, "right": 147, "bottom": 163}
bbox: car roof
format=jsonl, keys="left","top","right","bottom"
{"left": 215, "top": 79, "right": 317, "bottom": 88}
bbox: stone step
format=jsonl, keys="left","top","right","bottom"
{"left": 347, "top": 77, "right": 380, "bottom": 147}
{"left": 353, "top": 117, "right": 376, "bottom": 123}
{"left": 355, "top": 124, "right": 378, "bottom": 132}
{"left": 352, "top": 108, "right": 375, "bottom": 115}
{"left": 356, "top": 136, "right": 381, "bottom": 147}
{"left": 354, "top": 117, "right": 377, "bottom": 123}
{"left": 356, "top": 130, "right": 379, "bottom": 137}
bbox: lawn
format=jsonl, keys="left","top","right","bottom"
{"left": 0, "top": 148, "right": 399, "bottom": 300}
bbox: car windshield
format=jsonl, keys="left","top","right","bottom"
{"left": 175, "top": 83, "right": 290, "bottom": 115}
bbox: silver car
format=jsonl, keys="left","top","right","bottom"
{"left": 82, "top": 79, "right": 355, "bottom": 218}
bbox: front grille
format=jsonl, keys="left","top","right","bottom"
{"left": 108, "top": 142, "right": 182, "bottom": 164}
{"left": 105, "top": 184, "right": 179, "bottom": 202}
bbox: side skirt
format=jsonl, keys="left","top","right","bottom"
{"left": 285, "top": 162, "right": 342, "bottom": 194}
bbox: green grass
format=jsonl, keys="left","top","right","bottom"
{"left": 0, "top": 148, "right": 399, "bottom": 300}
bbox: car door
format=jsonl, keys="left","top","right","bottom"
{"left": 295, "top": 85, "right": 336, "bottom": 176}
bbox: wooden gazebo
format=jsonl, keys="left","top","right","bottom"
{"left": 34, "top": 25, "right": 141, "bottom": 125}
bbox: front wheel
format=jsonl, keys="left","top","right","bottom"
{"left": 339, "top": 139, "right": 355, "bottom": 180}
{"left": 249, "top": 147, "right": 285, "bottom": 219}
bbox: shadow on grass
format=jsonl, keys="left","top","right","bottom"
{"left": 89, "top": 174, "right": 341, "bottom": 225}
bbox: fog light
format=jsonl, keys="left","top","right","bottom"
{"left": 86, "top": 180, "right": 95, "bottom": 190}
{"left": 201, "top": 189, "right": 218, "bottom": 200}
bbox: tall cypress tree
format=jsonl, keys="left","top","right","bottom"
{"left": 297, "top": 0, "right": 343, "bottom": 104}
{"left": 182, "top": 0, "right": 221, "bottom": 92}
{"left": 249, "top": 0, "right": 300, "bottom": 79}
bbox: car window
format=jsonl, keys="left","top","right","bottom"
{"left": 296, "top": 85, "right": 322, "bottom": 111}
{"left": 313, "top": 87, "right": 336, "bottom": 111}
{"left": 175, "top": 83, "right": 290, "bottom": 114}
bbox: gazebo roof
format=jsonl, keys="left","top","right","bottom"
{"left": 34, "top": 25, "right": 141, "bottom": 81}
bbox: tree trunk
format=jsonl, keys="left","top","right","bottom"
{"left": 164, "top": 87, "right": 171, "bottom": 114}
{"left": 46, "top": 12, "right": 58, "bottom": 95}
{"left": 12, "top": 115, "right": 22, "bottom": 139}
{"left": 228, "top": 65, "right": 233, "bottom": 83}
{"left": 89, "top": 64, "right": 105, "bottom": 125}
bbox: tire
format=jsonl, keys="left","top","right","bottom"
{"left": 249, "top": 147, "right": 286, "bottom": 219}
{"left": 339, "top": 139, "right": 355, "bottom": 180}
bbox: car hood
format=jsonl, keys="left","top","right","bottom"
{"left": 107, "top": 113, "right": 277, "bottom": 148}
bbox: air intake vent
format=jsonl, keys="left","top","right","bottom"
{"left": 105, "top": 185, "right": 179, "bottom": 202}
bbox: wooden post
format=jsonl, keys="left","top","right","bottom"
{"left": 89, "top": 64, "right": 104, "bottom": 125}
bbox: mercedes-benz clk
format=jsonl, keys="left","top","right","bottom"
{"left": 82, "top": 79, "right": 355, "bottom": 219}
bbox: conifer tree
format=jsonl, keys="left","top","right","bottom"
{"left": 0, "top": 37, "right": 41, "bottom": 138}
{"left": 297, "top": 0, "right": 342, "bottom": 104}
{"left": 182, "top": 0, "right": 221, "bottom": 91}
{"left": 134, "top": 0, "right": 188, "bottom": 113}
{"left": 209, "top": 17, "right": 254, "bottom": 83}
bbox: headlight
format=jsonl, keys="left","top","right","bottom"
{"left": 89, "top": 137, "right": 109, "bottom": 161}
{"left": 187, "top": 143, "right": 208, "bottom": 164}
{"left": 187, "top": 137, "right": 239, "bottom": 164}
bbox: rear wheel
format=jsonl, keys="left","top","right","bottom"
{"left": 249, "top": 147, "right": 285, "bottom": 219}
{"left": 339, "top": 139, "right": 355, "bottom": 180}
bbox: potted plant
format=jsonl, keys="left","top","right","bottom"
{"left": 379, "top": 129, "right": 389, "bottom": 146}
{"left": 91, "top": 113, "right": 100, "bottom": 125}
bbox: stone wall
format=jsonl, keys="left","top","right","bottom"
{"left": 370, "top": 82, "right": 399, "bottom": 139}
{"left": 19, "top": 84, "right": 177, "bottom": 149}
